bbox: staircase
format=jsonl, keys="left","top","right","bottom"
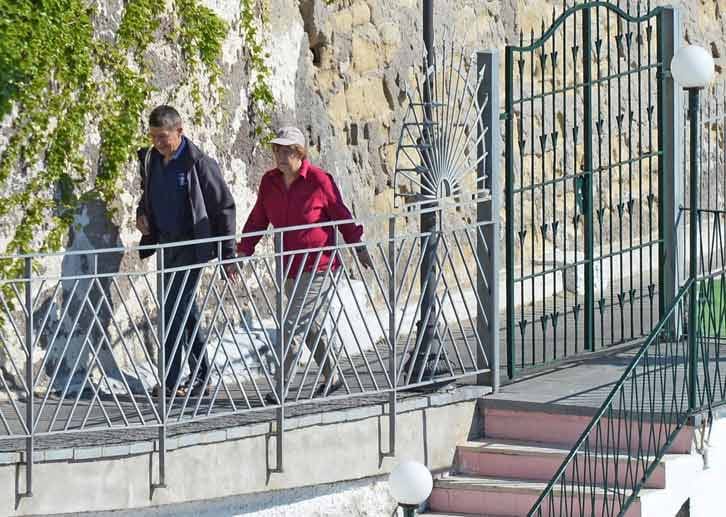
{"left": 424, "top": 400, "right": 695, "bottom": 517}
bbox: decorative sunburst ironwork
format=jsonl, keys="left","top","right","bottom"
{"left": 394, "top": 39, "right": 489, "bottom": 207}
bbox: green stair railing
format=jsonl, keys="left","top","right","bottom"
{"left": 529, "top": 207, "right": 726, "bottom": 516}
{"left": 528, "top": 282, "right": 693, "bottom": 516}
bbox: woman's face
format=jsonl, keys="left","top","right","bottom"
{"left": 273, "top": 144, "right": 302, "bottom": 174}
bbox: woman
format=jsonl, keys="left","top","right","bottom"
{"left": 237, "top": 127, "right": 372, "bottom": 401}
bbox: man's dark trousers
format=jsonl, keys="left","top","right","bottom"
{"left": 162, "top": 243, "right": 209, "bottom": 391}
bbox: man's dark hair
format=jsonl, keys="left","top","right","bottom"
{"left": 149, "top": 105, "right": 182, "bottom": 129}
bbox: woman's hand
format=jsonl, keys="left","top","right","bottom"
{"left": 355, "top": 246, "right": 374, "bottom": 269}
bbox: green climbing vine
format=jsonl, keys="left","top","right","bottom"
{"left": 240, "top": 0, "right": 275, "bottom": 140}
{"left": 0, "top": 0, "right": 240, "bottom": 313}
{"left": 0, "top": 0, "right": 296, "bottom": 309}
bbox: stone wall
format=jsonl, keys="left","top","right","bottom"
{"left": 0, "top": 0, "right": 724, "bottom": 396}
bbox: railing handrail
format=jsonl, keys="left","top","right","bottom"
{"left": 528, "top": 279, "right": 693, "bottom": 515}
{"left": 0, "top": 189, "right": 492, "bottom": 263}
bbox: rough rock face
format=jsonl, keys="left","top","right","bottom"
{"left": 0, "top": 0, "right": 723, "bottom": 395}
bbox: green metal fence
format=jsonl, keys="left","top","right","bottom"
{"left": 528, "top": 76, "right": 726, "bottom": 517}
{"left": 504, "top": 1, "right": 680, "bottom": 378}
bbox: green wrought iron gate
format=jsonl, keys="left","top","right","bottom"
{"left": 504, "top": 2, "right": 681, "bottom": 378}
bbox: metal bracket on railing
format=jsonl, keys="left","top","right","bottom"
{"left": 386, "top": 215, "right": 397, "bottom": 459}
{"left": 152, "top": 248, "right": 167, "bottom": 495}
{"left": 18, "top": 257, "right": 34, "bottom": 507}
{"left": 271, "top": 232, "right": 285, "bottom": 474}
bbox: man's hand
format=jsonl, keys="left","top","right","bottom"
{"left": 136, "top": 214, "right": 151, "bottom": 236}
{"left": 356, "top": 246, "right": 374, "bottom": 269}
{"left": 224, "top": 263, "right": 239, "bottom": 283}
{"left": 224, "top": 252, "right": 249, "bottom": 283}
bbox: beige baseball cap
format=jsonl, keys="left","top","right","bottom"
{"left": 270, "top": 126, "right": 305, "bottom": 147}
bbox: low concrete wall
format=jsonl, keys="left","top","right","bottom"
{"left": 1, "top": 387, "right": 486, "bottom": 516}
{"left": 58, "top": 476, "right": 399, "bottom": 517}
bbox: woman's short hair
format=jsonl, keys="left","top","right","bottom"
{"left": 272, "top": 143, "right": 307, "bottom": 159}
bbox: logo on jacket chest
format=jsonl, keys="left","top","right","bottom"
{"left": 176, "top": 171, "right": 188, "bottom": 190}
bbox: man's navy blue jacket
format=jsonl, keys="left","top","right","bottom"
{"left": 136, "top": 139, "right": 236, "bottom": 262}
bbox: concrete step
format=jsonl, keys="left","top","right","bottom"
{"left": 455, "top": 439, "right": 666, "bottom": 489}
{"left": 428, "top": 475, "right": 642, "bottom": 517}
{"left": 480, "top": 401, "right": 694, "bottom": 454}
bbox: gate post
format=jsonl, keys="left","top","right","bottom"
{"left": 657, "top": 7, "right": 684, "bottom": 318}
{"left": 504, "top": 46, "right": 515, "bottom": 380}
{"left": 477, "top": 50, "right": 500, "bottom": 391}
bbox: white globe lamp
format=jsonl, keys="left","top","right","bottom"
{"left": 389, "top": 461, "right": 433, "bottom": 516}
{"left": 670, "top": 45, "right": 715, "bottom": 89}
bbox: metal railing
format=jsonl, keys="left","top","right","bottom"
{"left": 528, "top": 211, "right": 726, "bottom": 515}
{"left": 0, "top": 192, "right": 498, "bottom": 493}
{"left": 528, "top": 281, "right": 692, "bottom": 516}
{"left": 529, "top": 80, "right": 726, "bottom": 516}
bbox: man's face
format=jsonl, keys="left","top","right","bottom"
{"left": 273, "top": 144, "right": 302, "bottom": 174}
{"left": 149, "top": 125, "right": 183, "bottom": 158}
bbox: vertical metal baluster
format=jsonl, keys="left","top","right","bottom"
{"left": 595, "top": 3, "right": 606, "bottom": 347}
{"left": 539, "top": 19, "right": 547, "bottom": 364}
{"left": 647, "top": 0, "right": 656, "bottom": 326}
{"left": 275, "top": 232, "right": 284, "bottom": 472}
{"left": 626, "top": 7, "right": 635, "bottom": 340}
{"left": 156, "top": 247, "right": 166, "bottom": 489}
{"left": 517, "top": 33, "right": 526, "bottom": 374}
{"left": 573, "top": 8, "right": 581, "bottom": 354}
{"left": 24, "top": 257, "right": 33, "bottom": 498}
{"left": 530, "top": 27, "right": 537, "bottom": 367}
{"left": 563, "top": 9, "right": 569, "bottom": 358}
{"left": 388, "top": 216, "right": 397, "bottom": 454}
{"left": 550, "top": 7, "right": 559, "bottom": 360}
{"left": 636, "top": 0, "right": 645, "bottom": 335}
{"left": 583, "top": 3, "right": 595, "bottom": 351}
{"left": 687, "top": 87, "right": 702, "bottom": 413}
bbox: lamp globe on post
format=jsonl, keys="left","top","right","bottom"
{"left": 670, "top": 44, "right": 716, "bottom": 412}
{"left": 389, "top": 461, "right": 433, "bottom": 517}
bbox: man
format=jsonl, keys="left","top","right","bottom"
{"left": 136, "top": 105, "right": 236, "bottom": 398}
{"left": 238, "top": 127, "right": 373, "bottom": 402}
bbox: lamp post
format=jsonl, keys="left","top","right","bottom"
{"left": 389, "top": 461, "right": 433, "bottom": 517}
{"left": 670, "top": 44, "right": 715, "bottom": 412}
{"left": 412, "top": 0, "right": 440, "bottom": 384}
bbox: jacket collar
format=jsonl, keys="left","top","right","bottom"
{"left": 146, "top": 136, "right": 202, "bottom": 172}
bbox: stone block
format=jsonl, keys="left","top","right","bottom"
{"left": 352, "top": 33, "right": 382, "bottom": 73}
{"left": 201, "top": 430, "right": 227, "bottom": 444}
{"left": 74, "top": 447, "right": 102, "bottom": 461}
{"left": 379, "top": 22, "right": 401, "bottom": 47}
{"left": 44, "top": 448, "right": 74, "bottom": 462}
{"left": 128, "top": 441, "right": 154, "bottom": 455}
{"left": 346, "top": 77, "right": 391, "bottom": 120}
{"left": 351, "top": 2, "right": 371, "bottom": 26}
{"left": 328, "top": 91, "right": 349, "bottom": 129}
{"left": 331, "top": 9, "right": 353, "bottom": 33}
{"left": 102, "top": 444, "right": 131, "bottom": 458}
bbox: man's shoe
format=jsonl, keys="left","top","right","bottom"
{"left": 186, "top": 381, "right": 211, "bottom": 397}
{"left": 151, "top": 385, "right": 184, "bottom": 398}
{"left": 315, "top": 378, "right": 343, "bottom": 397}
